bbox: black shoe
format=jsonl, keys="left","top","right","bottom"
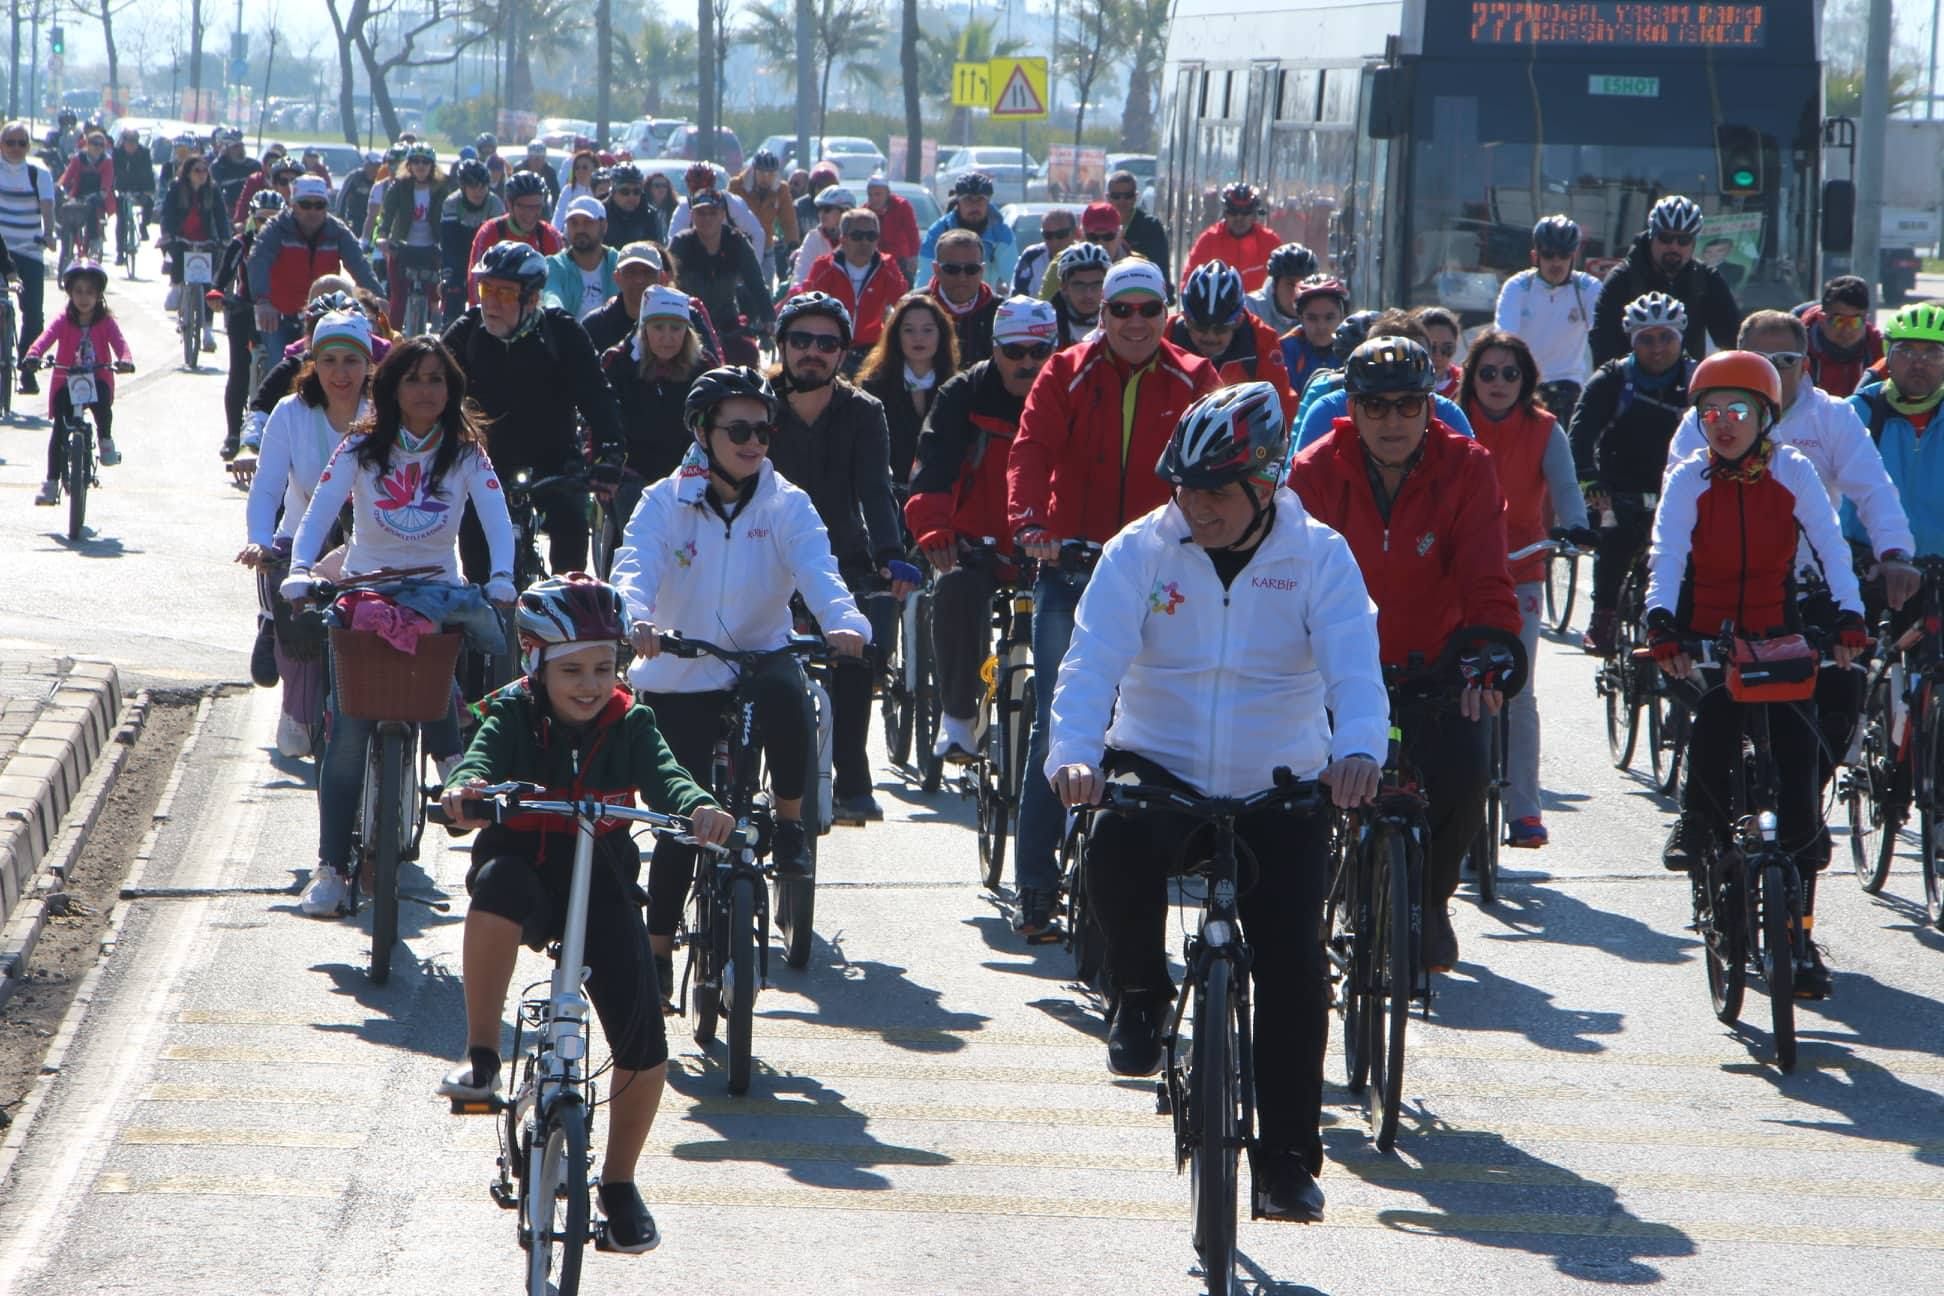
{"left": 1421, "top": 906, "right": 1458, "bottom": 973}
{"left": 654, "top": 952, "right": 675, "bottom": 1011}
{"left": 219, "top": 432, "right": 240, "bottom": 461}
{"left": 596, "top": 1182, "right": 661, "bottom": 1254}
{"left": 1794, "top": 942, "right": 1833, "bottom": 1000}
{"left": 831, "top": 792, "right": 883, "bottom": 824}
{"left": 1107, "top": 990, "right": 1165, "bottom": 1077}
{"left": 772, "top": 818, "right": 811, "bottom": 875}
{"left": 1253, "top": 1152, "right": 1326, "bottom": 1224}
{"left": 250, "top": 619, "right": 280, "bottom": 688}
{"left": 1012, "top": 885, "right": 1058, "bottom": 942}
{"left": 1663, "top": 814, "right": 1710, "bottom": 872}
{"left": 18, "top": 368, "right": 37, "bottom": 395}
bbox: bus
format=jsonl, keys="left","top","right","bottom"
{"left": 1157, "top": 1, "right": 1837, "bottom": 323}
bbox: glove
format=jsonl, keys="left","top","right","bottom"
{"left": 915, "top": 530, "right": 955, "bottom": 555}
{"left": 278, "top": 573, "right": 316, "bottom": 603}
{"left": 112, "top": 360, "right": 134, "bottom": 373}
{"left": 885, "top": 559, "right": 922, "bottom": 588}
{"left": 587, "top": 458, "right": 624, "bottom": 487}
{"left": 1836, "top": 612, "right": 1872, "bottom": 654}
{"left": 1644, "top": 608, "right": 1683, "bottom": 663}
{"left": 485, "top": 576, "right": 517, "bottom": 605}
{"left": 18, "top": 356, "right": 36, "bottom": 373}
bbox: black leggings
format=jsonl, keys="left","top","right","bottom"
{"left": 459, "top": 493, "right": 589, "bottom": 584}
{"left": 1683, "top": 690, "right": 1825, "bottom": 870}
{"left": 1395, "top": 700, "right": 1490, "bottom": 909}
{"left": 1591, "top": 505, "right": 1653, "bottom": 613}
{"left": 223, "top": 302, "right": 256, "bottom": 442}
{"left": 465, "top": 827, "right": 666, "bottom": 1071}
{"left": 829, "top": 576, "right": 899, "bottom": 799}
{"left": 930, "top": 559, "right": 997, "bottom": 720}
{"left": 46, "top": 385, "right": 113, "bottom": 479}
{"left": 640, "top": 671, "right": 812, "bottom": 938}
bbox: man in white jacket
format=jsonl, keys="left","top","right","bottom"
{"left": 1046, "top": 382, "right": 1388, "bottom": 1226}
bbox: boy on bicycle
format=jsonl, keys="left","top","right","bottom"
{"left": 438, "top": 573, "right": 736, "bottom": 1254}
{"left": 1048, "top": 382, "right": 1388, "bottom": 1224}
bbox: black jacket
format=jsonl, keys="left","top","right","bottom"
{"left": 441, "top": 305, "right": 626, "bottom": 472}
{"left": 1051, "top": 291, "right": 1097, "bottom": 349}
{"left": 908, "top": 359, "right": 1024, "bottom": 498}
{"left": 1125, "top": 208, "right": 1171, "bottom": 292}
{"left": 1567, "top": 356, "right": 1695, "bottom": 494}
{"left": 111, "top": 145, "right": 156, "bottom": 196}
{"left": 767, "top": 378, "right": 904, "bottom": 567}
{"left": 1589, "top": 231, "right": 1742, "bottom": 366}
{"left": 603, "top": 347, "right": 706, "bottom": 482}
{"left": 859, "top": 371, "right": 942, "bottom": 487}
{"left": 935, "top": 288, "right": 998, "bottom": 365}
{"left": 210, "top": 153, "right": 259, "bottom": 213}
{"left": 582, "top": 292, "right": 723, "bottom": 361}
{"left": 217, "top": 229, "right": 257, "bottom": 307}
{"left": 338, "top": 170, "right": 378, "bottom": 237}
{"left": 669, "top": 228, "right": 772, "bottom": 341}
{"left": 601, "top": 199, "right": 665, "bottom": 250}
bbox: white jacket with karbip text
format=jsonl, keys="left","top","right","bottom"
{"left": 1047, "top": 489, "right": 1390, "bottom": 797}
{"left": 612, "top": 453, "right": 871, "bottom": 695}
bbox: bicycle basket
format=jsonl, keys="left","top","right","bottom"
{"left": 1727, "top": 634, "right": 1817, "bottom": 703}
{"left": 329, "top": 628, "right": 462, "bottom": 722}
{"left": 269, "top": 581, "right": 328, "bottom": 661}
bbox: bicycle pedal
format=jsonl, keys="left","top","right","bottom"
{"left": 489, "top": 1179, "right": 519, "bottom": 1210}
{"left": 449, "top": 1094, "right": 507, "bottom": 1116}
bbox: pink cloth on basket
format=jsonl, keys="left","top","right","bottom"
{"left": 337, "top": 590, "right": 437, "bottom": 654}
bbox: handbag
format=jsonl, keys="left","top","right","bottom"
{"left": 1727, "top": 634, "right": 1817, "bottom": 703}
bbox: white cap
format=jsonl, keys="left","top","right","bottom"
{"left": 992, "top": 295, "right": 1058, "bottom": 346}
{"left": 615, "top": 241, "right": 664, "bottom": 272}
{"left": 362, "top": 149, "right": 382, "bottom": 165}
{"left": 309, "top": 310, "right": 372, "bottom": 358}
{"left": 641, "top": 285, "right": 692, "bottom": 323}
{"left": 563, "top": 195, "right": 606, "bottom": 223}
{"left": 527, "top": 138, "right": 548, "bottom": 153}
{"left": 815, "top": 185, "right": 856, "bottom": 209}
{"left": 1103, "top": 257, "right": 1166, "bottom": 301}
{"left": 290, "top": 175, "right": 330, "bottom": 202}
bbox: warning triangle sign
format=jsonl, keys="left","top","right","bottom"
{"left": 991, "top": 65, "right": 1045, "bottom": 117}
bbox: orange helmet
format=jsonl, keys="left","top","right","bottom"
{"left": 1689, "top": 350, "right": 1782, "bottom": 422}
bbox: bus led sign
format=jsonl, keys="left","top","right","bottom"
{"left": 1470, "top": 3, "right": 1768, "bottom": 47}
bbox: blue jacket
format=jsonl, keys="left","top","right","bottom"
{"left": 1281, "top": 332, "right": 1337, "bottom": 397}
{"left": 1846, "top": 384, "right": 1944, "bottom": 556}
{"left": 542, "top": 245, "right": 619, "bottom": 318}
{"left": 1289, "top": 373, "right": 1474, "bottom": 462}
{"left": 916, "top": 209, "right": 1017, "bottom": 294}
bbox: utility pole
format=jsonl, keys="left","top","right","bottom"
{"left": 1929, "top": 0, "right": 1941, "bottom": 120}
{"left": 794, "top": 0, "right": 813, "bottom": 168}
{"left": 595, "top": 0, "right": 611, "bottom": 147}
{"left": 1853, "top": 0, "right": 1891, "bottom": 284}
{"left": 698, "top": 0, "right": 716, "bottom": 163}
{"left": 190, "top": 0, "right": 204, "bottom": 123}
{"left": 8, "top": 6, "right": 19, "bottom": 119}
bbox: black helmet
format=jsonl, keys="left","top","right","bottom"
{"left": 505, "top": 170, "right": 548, "bottom": 201}
{"left": 775, "top": 291, "right": 854, "bottom": 348}
{"left": 1531, "top": 214, "right": 1581, "bottom": 256}
{"left": 471, "top": 239, "right": 549, "bottom": 288}
{"left": 1181, "top": 259, "right": 1245, "bottom": 328}
{"left": 1331, "top": 309, "right": 1381, "bottom": 361}
{"left": 1343, "top": 336, "right": 1437, "bottom": 396}
{"left": 751, "top": 149, "right": 781, "bottom": 171}
{"left": 684, "top": 365, "right": 778, "bottom": 434}
{"left": 1266, "top": 242, "right": 1317, "bottom": 282}
{"left": 609, "top": 163, "right": 643, "bottom": 187}
{"left": 452, "top": 158, "right": 489, "bottom": 188}
{"left": 1156, "top": 383, "right": 1288, "bottom": 490}
{"left": 952, "top": 171, "right": 995, "bottom": 198}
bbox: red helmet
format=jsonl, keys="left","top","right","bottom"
{"left": 684, "top": 161, "right": 715, "bottom": 191}
{"left": 515, "top": 573, "right": 628, "bottom": 675}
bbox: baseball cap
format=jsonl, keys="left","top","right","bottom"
{"left": 1103, "top": 258, "right": 1166, "bottom": 301}
{"left": 564, "top": 195, "right": 606, "bottom": 222}
{"left": 616, "top": 242, "right": 665, "bottom": 273}
{"left": 1081, "top": 202, "right": 1120, "bottom": 234}
{"left": 993, "top": 295, "right": 1059, "bottom": 346}
{"left": 310, "top": 311, "right": 372, "bottom": 358}
{"left": 641, "top": 285, "right": 692, "bottom": 324}
{"left": 688, "top": 188, "right": 724, "bottom": 210}
{"left": 865, "top": 173, "right": 889, "bottom": 191}
{"left": 527, "top": 139, "right": 547, "bottom": 155}
{"left": 362, "top": 149, "right": 382, "bottom": 165}
{"left": 291, "top": 175, "right": 330, "bottom": 202}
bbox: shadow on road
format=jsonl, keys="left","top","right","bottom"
{"left": 1476, "top": 881, "right": 1691, "bottom": 965}
{"left": 1432, "top": 958, "right": 1624, "bottom": 1055}
{"left": 43, "top": 531, "right": 140, "bottom": 557}
{"left": 307, "top": 952, "right": 467, "bottom": 1063}
{"left": 757, "top": 927, "right": 989, "bottom": 1052}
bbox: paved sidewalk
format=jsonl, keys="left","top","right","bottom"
{"left": 0, "top": 656, "right": 67, "bottom": 771}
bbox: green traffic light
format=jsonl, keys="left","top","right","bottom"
{"left": 1732, "top": 169, "right": 1755, "bottom": 188}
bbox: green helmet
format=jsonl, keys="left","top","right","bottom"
{"left": 1886, "top": 301, "right": 1944, "bottom": 345}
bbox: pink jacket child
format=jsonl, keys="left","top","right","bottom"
{"left": 25, "top": 312, "right": 133, "bottom": 415}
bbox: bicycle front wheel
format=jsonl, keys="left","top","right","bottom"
{"left": 1189, "top": 958, "right": 1239, "bottom": 1296}
{"left": 1367, "top": 829, "right": 1411, "bottom": 1152}
{"left": 1698, "top": 860, "right": 1745, "bottom": 1023}
{"left": 1473, "top": 717, "right": 1503, "bottom": 905}
{"left": 1326, "top": 838, "right": 1369, "bottom": 1092}
{"left": 724, "top": 874, "right": 759, "bottom": 1095}
{"left": 65, "top": 421, "right": 89, "bottom": 542}
{"left": 1923, "top": 693, "right": 1944, "bottom": 928}
{"left": 1760, "top": 862, "right": 1796, "bottom": 1073}
{"left": 0, "top": 307, "right": 14, "bottom": 421}
{"left": 525, "top": 1105, "right": 590, "bottom": 1296}
{"left": 975, "top": 765, "right": 1008, "bottom": 893}
{"left": 181, "top": 295, "right": 202, "bottom": 370}
{"left": 1845, "top": 682, "right": 1896, "bottom": 893}
{"left": 1547, "top": 552, "right": 1577, "bottom": 633}
{"left": 368, "top": 730, "right": 403, "bottom": 984}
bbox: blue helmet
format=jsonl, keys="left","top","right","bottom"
{"left": 471, "top": 240, "right": 549, "bottom": 289}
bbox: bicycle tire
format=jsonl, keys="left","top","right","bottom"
{"left": 880, "top": 661, "right": 913, "bottom": 768}
{"left": 1474, "top": 715, "right": 1503, "bottom": 905}
{"left": 1327, "top": 835, "right": 1370, "bottom": 1092}
{"left": 689, "top": 885, "right": 720, "bottom": 1046}
{"left": 1189, "top": 958, "right": 1238, "bottom": 1296}
{"left": 1924, "top": 807, "right": 1944, "bottom": 929}
{"left": 182, "top": 295, "right": 201, "bottom": 370}
{"left": 1657, "top": 698, "right": 1688, "bottom": 799}
{"left": 1547, "top": 552, "right": 1577, "bottom": 633}
{"left": 1061, "top": 816, "right": 1103, "bottom": 987}
{"left": 368, "top": 730, "right": 403, "bottom": 984}
{"left": 1846, "top": 681, "right": 1896, "bottom": 893}
{"left": 724, "top": 874, "right": 758, "bottom": 1095}
{"left": 65, "top": 419, "right": 88, "bottom": 542}
{"left": 525, "top": 1103, "right": 589, "bottom": 1296}
{"left": 914, "top": 593, "right": 943, "bottom": 793}
{"left": 0, "top": 307, "right": 15, "bottom": 421}
{"left": 1924, "top": 692, "right": 1944, "bottom": 928}
{"left": 1603, "top": 655, "right": 1641, "bottom": 769}
{"left": 976, "top": 767, "right": 1008, "bottom": 893}
{"left": 776, "top": 699, "right": 818, "bottom": 970}
{"left": 1644, "top": 684, "right": 1666, "bottom": 784}
{"left": 1699, "top": 859, "right": 1745, "bottom": 1023}
{"left": 1367, "top": 829, "right": 1411, "bottom": 1152}
{"left": 1760, "top": 861, "right": 1796, "bottom": 1072}
{"left": 405, "top": 288, "right": 427, "bottom": 338}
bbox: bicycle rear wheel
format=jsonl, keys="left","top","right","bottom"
{"left": 1923, "top": 694, "right": 1944, "bottom": 928}
{"left": 65, "top": 420, "right": 89, "bottom": 542}
{"left": 1760, "top": 862, "right": 1796, "bottom": 1072}
{"left": 181, "top": 295, "right": 202, "bottom": 370}
{"left": 1846, "top": 682, "right": 1897, "bottom": 894}
{"left": 775, "top": 704, "right": 819, "bottom": 971}
{"left": 1473, "top": 716, "right": 1503, "bottom": 905}
{"left": 1546, "top": 552, "right": 1577, "bottom": 633}
{"left": 1603, "top": 655, "right": 1641, "bottom": 769}
{"left": 1189, "top": 959, "right": 1238, "bottom": 1296}
{"left": 1367, "top": 830, "right": 1411, "bottom": 1152}
{"left": 1657, "top": 697, "right": 1689, "bottom": 799}
{"left": 1326, "top": 838, "right": 1369, "bottom": 1092}
{"left": 368, "top": 730, "right": 404, "bottom": 984}
{"left": 1698, "top": 858, "right": 1745, "bottom": 1023}
{"left": 724, "top": 874, "right": 759, "bottom": 1095}
{"left": 525, "top": 1104, "right": 589, "bottom": 1296}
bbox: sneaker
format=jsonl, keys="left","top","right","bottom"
{"left": 1581, "top": 608, "right": 1617, "bottom": 656}
{"left": 33, "top": 479, "right": 58, "bottom": 506}
{"left": 1012, "top": 885, "right": 1058, "bottom": 942}
{"left": 436, "top": 1056, "right": 502, "bottom": 1102}
{"left": 299, "top": 863, "right": 350, "bottom": 917}
{"left": 251, "top": 618, "right": 280, "bottom": 687}
{"left": 1422, "top": 906, "right": 1458, "bottom": 973}
{"left": 164, "top": 284, "right": 181, "bottom": 311}
{"left": 1662, "top": 814, "right": 1710, "bottom": 872}
{"left": 1106, "top": 989, "right": 1166, "bottom": 1077}
{"left": 96, "top": 436, "right": 121, "bottom": 466}
{"left": 596, "top": 1182, "right": 661, "bottom": 1254}
{"left": 933, "top": 713, "right": 977, "bottom": 761}
{"left": 275, "top": 710, "right": 312, "bottom": 758}
{"left": 113, "top": 251, "right": 126, "bottom": 266}
{"left": 772, "top": 818, "right": 811, "bottom": 875}
{"left": 219, "top": 432, "right": 240, "bottom": 461}
{"left": 18, "top": 367, "right": 37, "bottom": 395}
{"left": 1253, "top": 1151, "right": 1326, "bottom": 1224}
{"left": 1507, "top": 816, "right": 1548, "bottom": 848}
{"left": 831, "top": 792, "right": 883, "bottom": 824}
{"left": 1794, "top": 941, "right": 1833, "bottom": 1000}
{"left": 202, "top": 327, "right": 217, "bottom": 353}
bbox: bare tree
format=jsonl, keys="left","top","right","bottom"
{"left": 326, "top": 0, "right": 487, "bottom": 144}
{"left": 189, "top": 0, "right": 205, "bottom": 117}
{"left": 91, "top": 0, "right": 144, "bottom": 111}
{"left": 1057, "top": 0, "right": 1119, "bottom": 146}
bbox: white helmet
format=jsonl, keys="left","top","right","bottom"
{"left": 1622, "top": 291, "right": 1689, "bottom": 337}
{"left": 814, "top": 185, "right": 856, "bottom": 210}
{"left": 1648, "top": 195, "right": 1704, "bottom": 238}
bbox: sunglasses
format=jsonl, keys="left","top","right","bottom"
{"left": 1654, "top": 232, "right": 1696, "bottom": 247}
{"left": 0, "top": 137, "right": 27, "bottom": 148}
{"left": 1042, "top": 227, "right": 1076, "bottom": 240}
{"left": 936, "top": 262, "right": 983, "bottom": 276}
{"left": 1826, "top": 312, "right": 1866, "bottom": 328}
{"left": 1428, "top": 341, "right": 1458, "bottom": 358}
{"left": 999, "top": 342, "right": 1054, "bottom": 361}
{"left": 1106, "top": 300, "right": 1165, "bottom": 320}
{"left": 1084, "top": 232, "right": 1119, "bottom": 244}
{"left": 1354, "top": 394, "right": 1427, "bottom": 419}
{"left": 1107, "top": 190, "right": 1137, "bottom": 201}
{"left": 1759, "top": 350, "right": 1804, "bottom": 369}
{"left": 614, "top": 186, "right": 642, "bottom": 196}
{"left": 1476, "top": 364, "right": 1522, "bottom": 383}
{"left": 712, "top": 419, "right": 774, "bottom": 445}
{"left": 1890, "top": 342, "right": 1944, "bottom": 365}
{"left": 477, "top": 281, "right": 525, "bottom": 303}
{"left": 845, "top": 228, "right": 880, "bottom": 241}
{"left": 1699, "top": 400, "right": 1755, "bottom": 424}
{"left": 783, "top": 330, "right": 844, "bottom": 354}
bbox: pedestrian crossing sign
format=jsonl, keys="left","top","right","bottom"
{"left": 988, "top": 57, "right": 1049, "bottom": 121}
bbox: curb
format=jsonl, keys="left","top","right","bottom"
{"left": 0, "top": 660, "right": 123, "bottom": 938}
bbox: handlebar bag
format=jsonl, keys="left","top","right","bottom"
{"left": 1727, "top": 634, "right": 1817, "bottom": 703}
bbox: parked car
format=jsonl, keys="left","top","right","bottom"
{"left": 888, "top": 181, "right": 941, "bottom": 232}
{"left": 538, "top": 117, "right": 598, "bottom": 149}
{"left": 933, "top": 146, "right": 1036, "bottom": 205}
{"left": 613, "top": 119, "right": 684, "bottom": 157}
{"left": 1106, "top": 152, "right": 1158, "bottom": 209}
{"left": 818, "top": 136, "right": 887, "bottom": 181}
{"left": 663, "top": 124, "right": 744, "bottom": 173}
{"left": 1001, "top": 201, "right": 1079, "bottom": 253}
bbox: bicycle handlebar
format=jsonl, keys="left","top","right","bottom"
{"left": 654, "top": 631, "right": 827, "bottom": 666}
{"left": 1094, "top": 769, "right": 1327, "bottom": 820}
{"left": 429, "top": 779, "right": 753, "bottom": 854}
{"left": 1388, "top": 624, "right": 1530, "bottom": 704}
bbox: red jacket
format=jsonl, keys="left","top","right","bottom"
{"left": 466, "top": 215, "right": 565, "bottom": 303}
{"left": 1184, "top": 223, "right": 1282, "bottom": 292}
{"left": 1007, "top": 336, "right": 1219, "bottom": 542}
{"left": 905, "top": 360, "right": 1023, "bottom": 548}
{"left": 795, "top": 250, "right": 909, "bottom": 351}
{"left": 59, "top": 155, "right": 116, "bottom": 214}
{"left": 1464, "top": 399, "right": 1557, "bottom": 584}
{"left": 1288, "top": 417, "right": 1521, "bottom": 668}
{"left": 1800, "top": 304, "right": 1885, "bottom": 399}
{"left": 1165, "top": 313, "right": 1297, "bottom": 423}
{"left": 872, "top": 193, "right": 921, "bottom": 261}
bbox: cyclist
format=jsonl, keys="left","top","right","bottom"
{"left": 551, "top": 149, "right": 599, "bottom": 229}
{"left": 612, "top": 366, "right": 870, "bottom": 989}
{"left": 247, "top": 174, "right": 381, "bottom": 361}
{"left": 25, "top": 259, "right": 134, "bottom": 505}
{"left": 584, "top": 241, "right": 721, "bottom": 358}
{"left": 1006, "top": 258, "right": 1220, "bottom": 936}
{"left": 0, "top": 121, "right": 56, "bottom": 397}
{"left": 437, "top": 573, "right": 733, "bottom": 1256}
{"left": 1244, "top": 241, "right": 1318, "bottom": 336}
{"left": 926, "top": 228, "right": 999, "bottom": 364}
{"left": 666, "top": 161, "right": 767, "bottom": 254}
{"left": 791, "top": 183, "right": 853, "bottom": 283}
{"left": 1648, "top": 351, "right": 1868, "bottom": 999}
{"left": 1590, "top": 194, "right": 1741, "bottom": 365}
{"left": 208, "top": 129, "right": 258, "bottom": 214}
{"left": 1034, "top": 202, "right": 1126, "bottom": 299}
{"left": 512, "top": 139, "right": 561, "bottom": 207}
{"left": 215, "top": 190, "right": 287, "bottom": 460}
{"left": 1278, "top": 274, "right": 1349, "bottom": 396}
{"left": 904, "top": 297, "right": 1052, "bottom": 758}
{"left": 542, "top": 196, "right": 620, "bottom": 321}
{"left": 1851, "top": 304, "right": 1944, "bottom": 558}
{"left": 1289, "top": 310, "right": 1474, "bottom": 454}
{"left": 442, "top": 240, "right": 626, "bottom": 581}
{"left": 1169, "top": 259, "right": 1297, "bottom": 421}
{"left": 281, "top": 335, "right": 517, "bottom": 917}
{"left": 1184, "top": 182, "right": 1281, "bottom": 291}
{"left": 862, "top": 175, "right": 920, "bottom": 284}
{"left": 1013, "top": 206, "right": 1076, "bottom": 299}
{"left": 1049, "top": 240, "right": 1109, "bottom": 348}
{"left": 603, "top": 285, "right": 713, "bottom": 499}
{"left": 918, "top": 171, "right": 1017, "bottom": 293}
{"left": 1459, "top": 328, "right": 1594, "bottom": 848}
{"left": 669, "top": 188, "right": 772, "bottom": 366}
{"left": 1049, "top": 381, "right": 1387, "bottom": 1222}
{"left": 55, "top": 129, "right": 114, "bottom": 259}
{"left": 1798, "top": 275, "right": 1883, "bottom": 398}
{"left": 793, "top": 204, "right": 911, "bottom": 367}
{"left": 1570, "top": 291, "right": 1695, "bottom": 655}
{"left": 729, "top": 149, "right": 798, "bottom": 283}
{"left": 1296, "top": 308, "right": 1377, "bottom": 418}
{"left": 766, "top": 291, "right": 917, "bottom": 823}
{"left": 1104, "top": 168, "right": 1169, "bottom": 290}
{"left": 231, "top": 143, "right": 299, "bottom": 229}
{"left": 602, "top": 163, "right": 665, "bottom": 249}
{"left": 235, "top": 311, "right": 373, "bottom": 752}
{"left": 1287, "top": 336, "right": 1521, "bottom": 971}
{"left": 109, "top": 126, "right": 156, "bottom": 261}
{"left": 373, "top": 142, "right": 450, "bottom": 327}
{"left": 462, "top": 171, "right": 563, "bottom": 305}
{"left": 1415, "top": 306, "right": 1463, "bottom": 397}
{"left": 857, "top": 293, "right": 960, "bottom": 490}
{"left": 157, "top": 151, "right": 231, "bottom": 351}
{"left": 438, "top": 158, "right": 503, "bottom": 328}
{"left": 336, "top": 151, "right": 383, "bottom": 239}
{"left": 1494, "top": 214, "right": 1601, "bottom": 419}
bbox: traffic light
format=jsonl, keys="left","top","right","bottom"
{"left": 49, "top": 26, "right": 64, "bottom": 56}
{"left": 1715, "top": 124, "right": 1765, "bottom": 198}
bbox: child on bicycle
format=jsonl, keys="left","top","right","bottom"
{"left": 610, "top": 364, "right": 869, "bottom": 999}
{"left": 24, "top": 258, "right": 132, "bottom": 505}
{"left": 1646, "top": 351, "right": 1868, "bottom": 998}
{"left": 439, "top": 573, "right": 735, "bottom": 1255}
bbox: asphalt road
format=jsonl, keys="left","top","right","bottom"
{"left": 0, "top": 266, "right": 1942, "bottom": 1295}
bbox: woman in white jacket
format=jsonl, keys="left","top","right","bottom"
{"left": 1046, "top": 383, "right": 1388, "bottom": 1225}
{"left": 611, "top": 364, "right": 869, "bottom": 991}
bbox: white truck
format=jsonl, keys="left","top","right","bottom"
{"left": 1880, "top": 119, "right": 1944, "bottom": 305}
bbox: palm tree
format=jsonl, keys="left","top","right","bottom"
{"left": 1057, "top": 0, "right": 1121, "bottom": 147}
{"left": 615, "top": 16, "right": 698, "bottom": 117}
{"left": 744, "top": 0, "right": 889, "bottom": 138}
{"left": 1118, "top": 0, "right": 1170, "bottom": 152}
{"left": 918, "top": 15, "right": 1028, "bottom": 144}
{"left": 900, "top": 0, "right": 922, "bottom": 181}
{"left": 461, "top": 0, "right": 590, "bottom": 109}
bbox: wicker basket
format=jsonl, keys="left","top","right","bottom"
{"left": 329, "top": 628, "right": 462, "bottom": 722}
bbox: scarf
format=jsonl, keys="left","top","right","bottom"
{"left": 1884, "top": 378, "right": 1944, "bottom": 420}
{"left": 398, "top": 424, "right": 442, "bottom": 455}
{"left": 1707, "top": 434, "right": 1773, "bottom": 484}
{"left": 903, "top": 363, "right": 937, "bottom": 391}
{"left": 1811, "top": 317, "right": 1871, "bottom": 364}
{"left": 935, "top": 282, "right": 993, "bottom": 319}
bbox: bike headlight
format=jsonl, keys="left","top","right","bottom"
{"left": 1203, "top": 919, "right": 1232, "bottom": 948}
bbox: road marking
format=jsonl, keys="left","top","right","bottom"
{"left": 94, "top": 1172, "right": 341, "bottom": 1198}
{"left": 141, "top": 1082, "right": 363, "bottom": 1104}
{"left": 160, "top": 1044, "right": 382, "bottom": 1065}
{"left": 120, "top": 1126, "right": 364, "bottom": 1149}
